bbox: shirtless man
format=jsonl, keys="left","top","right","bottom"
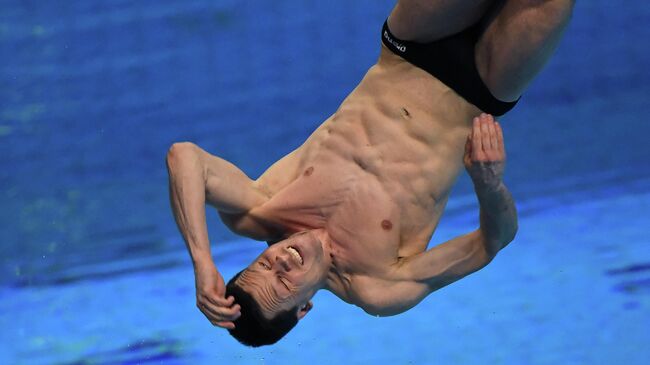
{"left": 166, "top": 0, "right": 574, "bottom": 347}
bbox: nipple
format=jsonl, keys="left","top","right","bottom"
{"left": 304, "top": 166, "right": 314, "bottom": 176}
{"left": 381, "top": 219, "right": 393, "bottom": 230}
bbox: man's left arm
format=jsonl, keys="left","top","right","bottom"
{"left": 362, "top": 113, "right": 517, "bottom": 316}
{"left": 465, "top": 113, "right": 518, "bottom": 256}
{"left": 409, "top": 113, "right": 518, "bottom": 289}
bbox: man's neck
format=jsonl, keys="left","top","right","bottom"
{"left": 311, "top": 229, "right": 354, "bottom": 302}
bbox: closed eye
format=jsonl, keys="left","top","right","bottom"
{"left": 258, "top": 261, "right": 271, "bottom": 270}
{"left": 278, "top": 276, "right": 290, "bottom": 291}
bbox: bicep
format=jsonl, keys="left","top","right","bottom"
{"left": 196, "top": 147, "right": 268, "bottom": 214}
{"left": 357, "top": 277, "right": 431, "bottom": 317}
{"left": 202, "top": 147, "right": 303, "bottom": 240}
{"left": 399, "top": 230, "right": 494, "bottom": 292}
{"left": 360, "top": 232, "right": 493, "bottom": 316}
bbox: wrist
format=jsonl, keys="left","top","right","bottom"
{"left": 467, "top": 161, "right": 504, "bottom": 189}
{"left": 191, "top": 251, "right": 215, "bottom": 271}
{"left": 472, "top": 176, "right": 504, "bottom": 194}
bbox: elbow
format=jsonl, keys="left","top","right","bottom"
{"left": 499, "top": 221, "right": 518, "bottom": 252}
{"left": 166, "top": 142, "right": 199, "bottom": 171}
{"left": 505, "top": 220, "right": 518, "bottom": 245}
{"left": 483, "top": 223, "right": 518, "bottom": 258}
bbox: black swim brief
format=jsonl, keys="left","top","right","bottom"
{"left": 381, "top": 20, "right": 518, "bottom": 116}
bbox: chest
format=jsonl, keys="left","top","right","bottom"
{"left": 255, "top": 163, "right": 404, "bottom": 265}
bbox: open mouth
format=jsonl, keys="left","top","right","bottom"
{"left": 287, "top": 246, "right": 303, "bottom": 265}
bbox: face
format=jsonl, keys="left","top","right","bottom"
{"left": 236, "top": 231, "right": 329, "bottom": 319}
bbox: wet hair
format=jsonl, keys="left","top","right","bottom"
{"left": 225, "top": 270, "right": 299, "bottom": 347}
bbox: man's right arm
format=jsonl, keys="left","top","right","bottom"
{"left": 166, "top": 142, "right": 268, "bottom": 328}
{"left": 166, "top": 142, "right": 268, "bottom": 267}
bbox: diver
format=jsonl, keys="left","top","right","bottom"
{"left": 166, "top": 0, "right": 575, "bottom": 346}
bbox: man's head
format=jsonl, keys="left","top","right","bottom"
{"left": 225, "top": 230, "right": 330, "bottom": 347}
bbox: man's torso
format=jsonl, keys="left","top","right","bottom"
{"left": 243, "top": 47, "right": 481, "bottom": 283}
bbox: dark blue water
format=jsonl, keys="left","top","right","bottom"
{"left": 1, "top": 1, "right": 649, "bottom": 364}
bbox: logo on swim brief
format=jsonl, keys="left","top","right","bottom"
{"left": 383, "top": 30, "right": 406, "bottom": 53}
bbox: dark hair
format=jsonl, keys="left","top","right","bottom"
{"left": 225, "top": 270, "right": 299, "bottom": 347}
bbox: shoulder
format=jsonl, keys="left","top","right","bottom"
{"left": 255, "top": 118, "right": 337, "bottom": 194}
{"left": 255, "top": 147, "right": 305, "bottom": 196}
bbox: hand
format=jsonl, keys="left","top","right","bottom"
{"left": 194, "top": 261, "right": 241, "bottom": 329}
{"left": 463, "top": 113, "right": 506, "bottom": 189}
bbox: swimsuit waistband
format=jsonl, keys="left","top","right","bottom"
{"left": 381, "top": 20, "right": 519, "bottom": 116}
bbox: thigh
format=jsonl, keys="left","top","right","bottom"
{"left": 388, "top": 0, "right": 494, "bottom": 42}
{"left": 475, "top": 0, "right": 575, "bottom": 101}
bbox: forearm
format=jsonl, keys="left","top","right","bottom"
{"left": 166, "top": 143, "right": 214, "bottom": 269}
{"left": 473, "top": 179, "right": 518, "bottom": 255}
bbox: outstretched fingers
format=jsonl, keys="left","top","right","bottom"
{"left": 466, "top": 113, "right": 506, "bottom": 183}
{"left": 494, "top": 120, "right": 505, "bottom": 155}
{"left": 487, "top": 119, "right": 498, "bottom": 150}
{"left": 481, "top": 114, "right": 491, "bottom": 151}
{"left": 472, "top": 117, "right": 484, "bottom": 161}
{"left": 475, "top": 113, "right": 504, "bottom": 161}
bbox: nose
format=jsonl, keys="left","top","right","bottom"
{"left": 275, "top": 255, "right": 292, "bottom": 272}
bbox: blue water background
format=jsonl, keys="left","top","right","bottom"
{"left": 1, "top": 0, "right": 649, "bottom": 364}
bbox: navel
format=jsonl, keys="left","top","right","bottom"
{"left": 381, "top": 219, "right": 393, "bottom": 231}
{"left": 304, "top": 166, "right": 314, "bottom": 176}
{"left": 400, "top": 107, "right": 411, "bottom": 119}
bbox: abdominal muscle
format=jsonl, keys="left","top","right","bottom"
{"left": 256, "top": 46, "right": 481, "bottom": 270}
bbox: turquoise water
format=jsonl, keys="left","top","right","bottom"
{"left": 1, "top": 1, "right": 649, "bottom": 364}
